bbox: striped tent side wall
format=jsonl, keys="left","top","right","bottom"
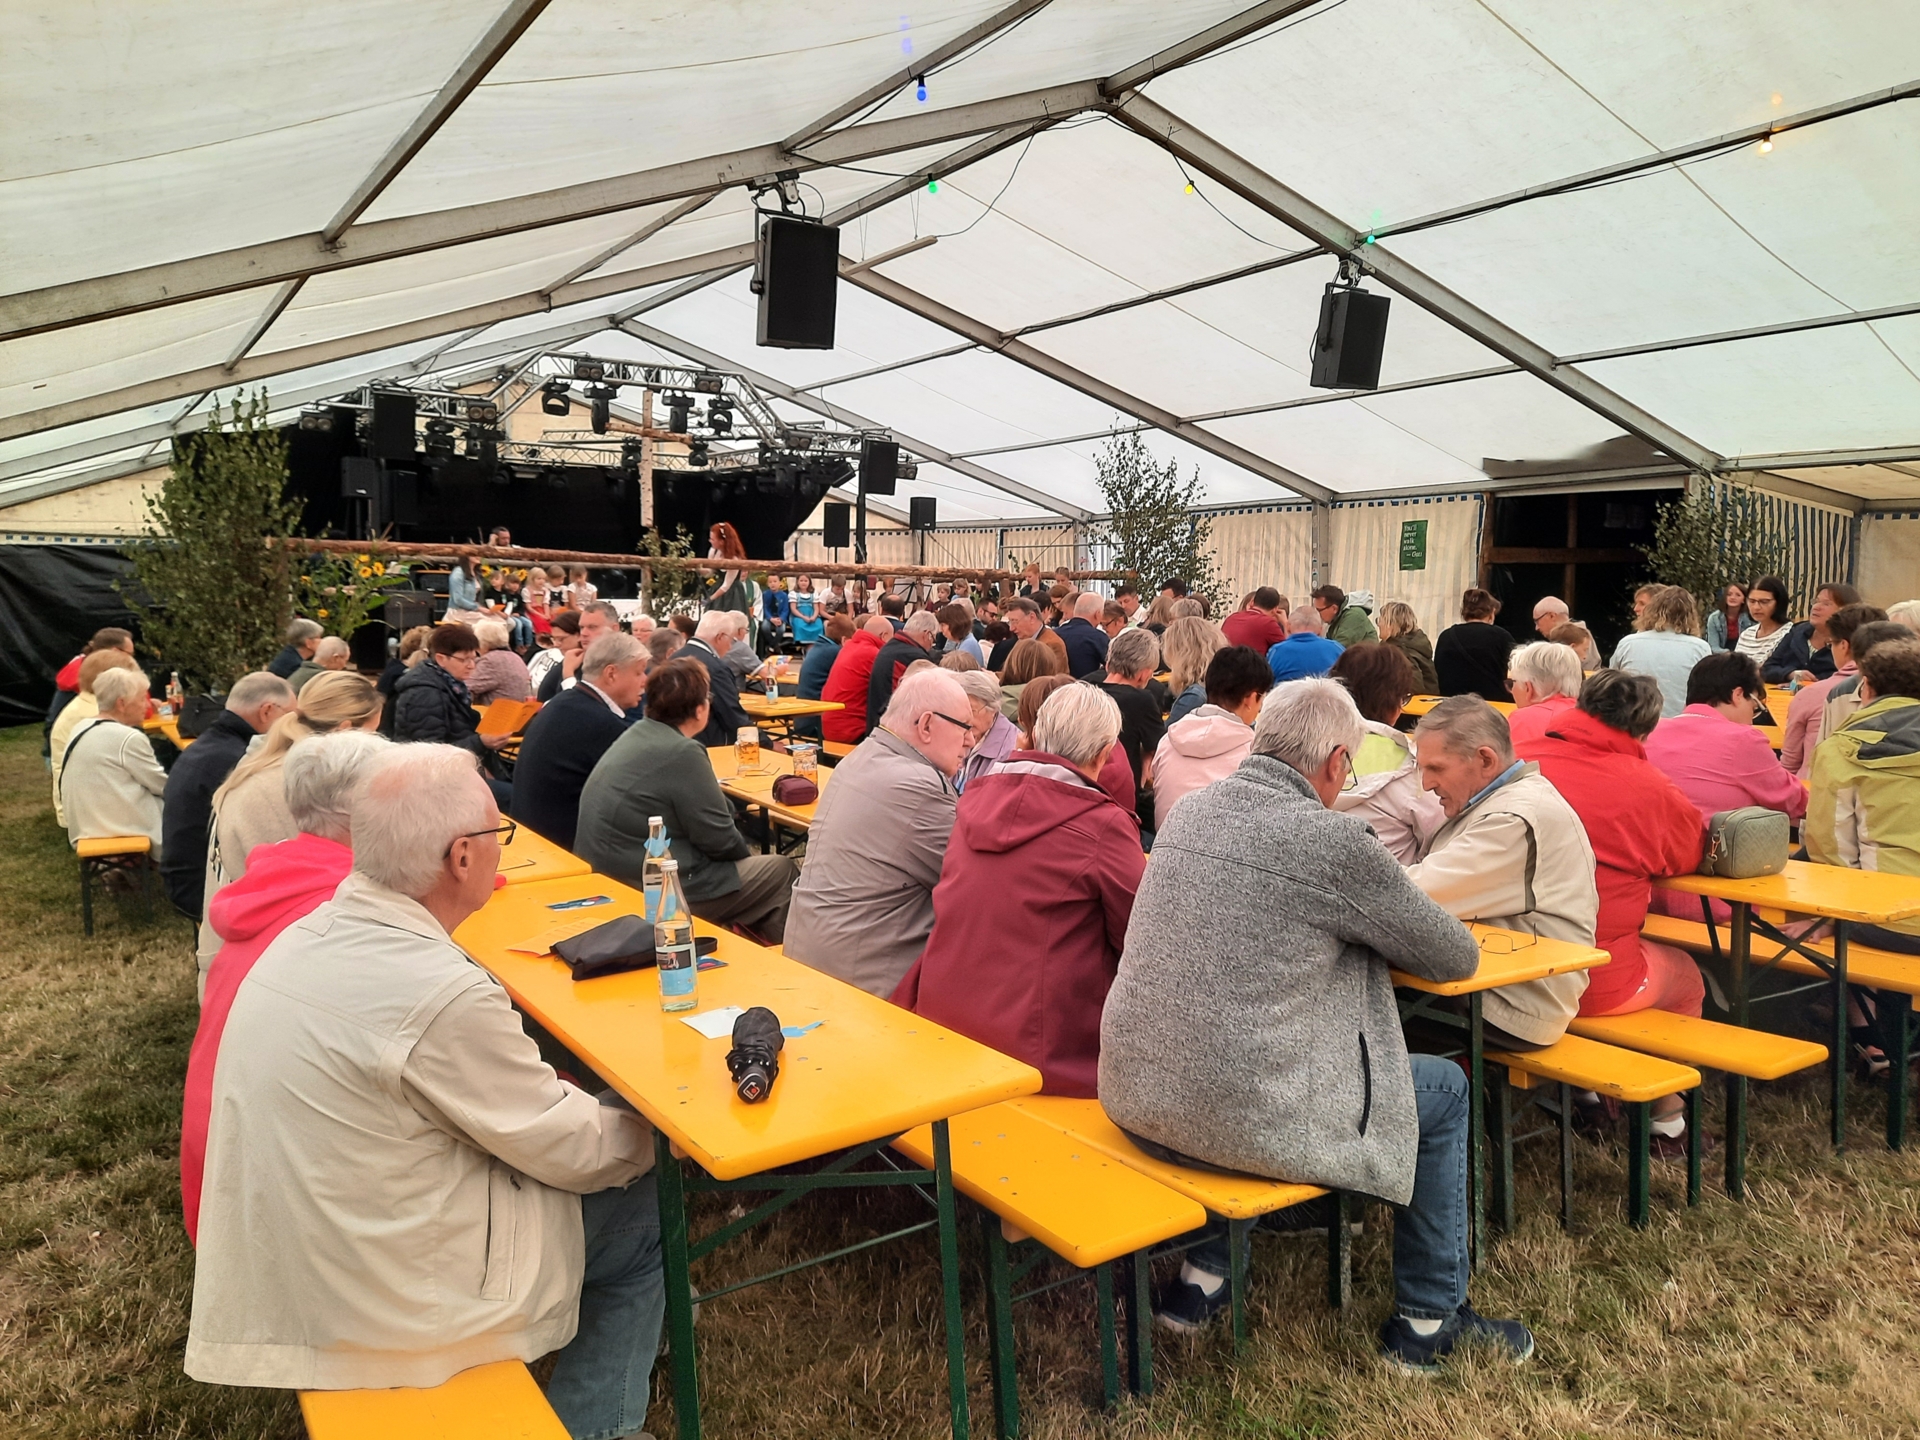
{"left": 1703, "top": 479, "right": 1854, "bottom": 615}
{"left": 1329, "top": 494, "right": 1485, "bottom": 633}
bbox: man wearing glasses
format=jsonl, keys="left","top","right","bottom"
{"left": 1404, "top": 695, "right": 1599, "bottom": 1052}
{"left": 188, "top": 743, "right": 664, "bottom": 1440}
{"left": 785, "top": 669, "right": 973, "bottom": 997}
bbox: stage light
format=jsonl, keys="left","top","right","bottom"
{"left": 707, "top": 396, "right": 733, "bottom": 435}
{"left": 667, "top": 395, "right": 691, "bottom": 434}
{"left": 687, "top": 439, "right": 709, "bottom": 468}
{"left": 585, "top": 384, "right": 615, "bottom": 434}
{"left": 466, "top": 400, "right": 499, "bottom": 425}
{"left": 297, "top": 410, "right": 332, "bottom": 432}
{"left": 422, "top": 418, "right": 456, "bottom": 459}
{"left": 692, "top": 375, "right": 724, "bottom": 394}
{"left": 540, "top": 380, "right": 572, "bottom": 416}
{"left": 571, "top": 359, "right": 605, "bottom": 381}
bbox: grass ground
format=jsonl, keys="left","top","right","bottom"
{"left": 0, "top": 720, "right": 1917, "bottom": 1438}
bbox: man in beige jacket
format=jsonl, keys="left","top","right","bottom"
{"left": 1403, "top": 696, "right": 1598, "bottom": 1048}
{"left": 186, "top": 743, "right": 660, "bottom": 1440}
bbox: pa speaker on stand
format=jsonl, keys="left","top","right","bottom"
{"left": 910, "top": 497, "right": 937, "bottom": 531}
{"left": 822, "top": 501, "right": 852, "bottom": 550}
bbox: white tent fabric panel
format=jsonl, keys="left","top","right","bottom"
{"left": 1205, "top": 403, "right": 1488, "bottom": 494}
{"left": 1, "top": 2, "right": 506, "bottom": 291}
{"left": 362, "top": 2, "right": 1012, "bottom": 220}
{"left": 1327, "top": 494, "right": 1484, "bottom": 637}
{"left": 1585, "top": 320, "right": 1920, "bottom": 459}
{"left": 1205, "top": 506, "right": 1314, "bottom": 600}
{"left": 822, "top": 349, "right": 1128, "bottom": 456}
{"left": 1355, "top": 372, "right": 1631, "bottom": 472}
{"left": 0, "top": 403, "right": 188, "bottom": 469}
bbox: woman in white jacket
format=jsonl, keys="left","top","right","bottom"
{"left": 1328, "top": 642, "right": 1445, "bottom": 862}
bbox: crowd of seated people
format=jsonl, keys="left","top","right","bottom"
{"left": 55, "top": 551, "right": 1920, "bottom": 1425}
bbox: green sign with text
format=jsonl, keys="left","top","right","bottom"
{"left": 1399, "top": 518, "right": 1428, "bottom": 571}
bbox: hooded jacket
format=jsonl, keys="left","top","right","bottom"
{"left": 1099, "top": 755, "right": 1478, "bottom": 1206}
{"left": 1152, "top": 704, "right": 1253, "bottom": 830}
{"left": 1514, "top": 707, "right": 1704, "bottom": 1013}
{"left": 821, "top": 629, "right": 886, "bottom": 743}
{"left": 1806, "top": 695, "right": 1920, "bottom": 938}
{"left": 893, "top": 752, "right": 1145, "bottom": 1097}
{"left": 1386, "top": 628, "right": 1441, "bottom": 694}
{"left": 1332, "top": 721, "right": 1445, "bottom": 864}
{"left": 181, "top": 833, "right": 353, "bottom": 1245}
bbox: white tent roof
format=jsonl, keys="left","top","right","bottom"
{"left": 4, "top": 0, "right": 1917, "bottom": 519}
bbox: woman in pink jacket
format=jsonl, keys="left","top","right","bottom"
{"left": 1152, "top": 646, "right": 1271, "bottom": 830}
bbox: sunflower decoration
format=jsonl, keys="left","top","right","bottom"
{"left": 317, "top": 608, "right": 329, "bottom": 619}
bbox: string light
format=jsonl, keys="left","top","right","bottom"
{"left": 1758, "top": 133, "right": 1774, "bottom": 153}
{"left": 926, "top": 178, "right": 938, "bottom": 194}
{"left": 915, "top": 75, "right": 927, "bottom": 103}
{"left": 1184, "top": 181, "right": 1194, "bottom": 193}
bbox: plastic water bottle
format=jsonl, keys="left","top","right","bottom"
{"left": 654, "top": 859, "right": 697, "bottom": 1013}
{"left": 641, "top": 815, "right": 669, "bottom": 923}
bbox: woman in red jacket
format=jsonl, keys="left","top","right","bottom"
{"left": 894, "top": 682, "right": 1145, "bottom": 1096}
{"left": 821, "top": 617, "right": 891, "bottom": 744}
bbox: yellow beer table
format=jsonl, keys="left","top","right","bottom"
{"left": 454, "top": 876, "right": 1040, "bottom": 1440}
{"left": 708, "top": 745, "right": 828, "bottom": 849}
{"left": 1655, "top": 861, "right": 1920, "bottom": 1161}
{"left": 140, "top": 714, "right": 190, "bottom": 749}
{"left": 739, "top": 693, "right": 844, "bottom": 737}
{"left": 1392, "top": 927, "right": 1607, "bottom": 1261}
{"left": 491, "top": 822, "right": 591, "bottom": 885}
{"left": 1401, "top": 694, "right": 1514, "bottom": 718}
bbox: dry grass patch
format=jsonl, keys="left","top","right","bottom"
{"left": 0, "top": 723, "right": 1916, "bottom": 1438}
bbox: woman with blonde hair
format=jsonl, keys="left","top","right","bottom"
{"left": 1610, "top": 584, "right": 1710, "bottom": 718}
{"left": 997, "top": 637, "right": 1065, "bottom": 719}
{"left": 1375, "top": 599, "right": 1440, "bottom": 694}
{"left": 467, "top": 618, "right": 532, "bottom": 703}
{"left": 50, "top": 647, "right": 139, "bottom": 826}
{"left": 1162, "top": 616, "right": 1228, "bottom": 725}
{"left": 1142, "top": 591, "right": 1181, "bottom": 632}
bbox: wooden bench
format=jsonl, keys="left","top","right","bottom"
{"left": 894, "top": 1103, "right": 1204, "bottom": 1437}
{"left": 1010, "top": 1096, "right": 1343, "bottom": 1353}
{"left": 75, "top": 834, "right": 153, "bottom": 935}
{"left": 300, "top": 1359, "right": 566, "bottom": 1439}
{"left": 1646, "top": 912, "right": 1919, "bottom": 1147}
{"left": 1486, "top": 1034, "right": 1701, "bottom": 1230}
{"left": 820, "top": 740, "right": 856, "bottom": 765}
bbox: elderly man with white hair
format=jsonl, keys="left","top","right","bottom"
{"left": 61, "top": 666, "right": 169, "bottom": 855}
{"left": 1505, "top": 639, "right": 1585, "bottom": 746}
{"left": 160, "top": 671, "right": 296, "bottom": 919}
{"left": 896, "top": 683, "right": 1144, "bottom": 1095}
{"left": 1100, "top": 679, "right": 1534, "bottom": 1373}
{"left": 1405, "top": 695, "right": 1597, "bottom": 1050}
{"left": 682, "top": 609, "right": 753, "bottom": 746}
{"left": 785, "top": 668, "right": 971, "bottom": 996}
{"left": 864, "top": 609, "right": 941, "bottom": 735}
{"left": 289, "top": 635, "right": 352, "bottom": 695}
{"left": 513, "top": 632, "right": 646, "bottom": 851}
{"left": 186, "top": 744, "right": 661, "bottom": 1439}
{"left": 720, "top": 610, "right": 764, "bottom": 683}
{"left": 1531, "top": 595, "right": 1571, "bottom": 638}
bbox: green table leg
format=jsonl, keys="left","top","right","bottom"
{"left": 1227, "top": 1217, "right": 1252, "bottom": 1354}
{"left": 1095, "top": 1263, "right": 1120, "bottom": 1411}
{"left": 1684, "top": 1086, "right": 1701, "bottom": 1206}
{"left": 1887, "top": 990, "right": 1913, "bottom": 1150}
{"left": 1468, "top": 994, "right": 1486, "bottom": 1266}
{"left": 1832, "top": 923, "right": 1851, "bottom": 1151}
{"left": 1557, "top": 1082, "right": 1574, "bottom": 1231}
{"left": 1727, "top": 903, "right": 1750, "bottom": 1201}
{"left": 1626, "top": 1102, "right": 1651, "bottom": 1229}
{"left": 932, "top": 1120, "right": 971, "bottom": 1440}
{"left": 1487, "top": 1065, "right": 1515, "bottom": 1235}
{"left": 1325, "top": 1192, "right": 1351, "bottom": 1310}
{"left": 980, "top": 1210, "right": 1017, "bottom": 1440}
{"left": 655, "top": 1131, "right": 702, "bottom": 1440}
{"left": 1124, "top": 1252, "right": 1153, "bottom": 1397}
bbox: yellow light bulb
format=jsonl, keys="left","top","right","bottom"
{"left": 1184, "top": 182, "right": 1194, "bottom": 193}
{"left": 1758, "top": 135, "right": 1773, "bottom": 153}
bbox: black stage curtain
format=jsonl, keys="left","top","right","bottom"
{"left": 0, "top": 545, "right": 139, "bottom": 727}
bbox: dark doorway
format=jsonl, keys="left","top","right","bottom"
{"left": 1483, "top": 489, "right": 1678, "bottom": 657}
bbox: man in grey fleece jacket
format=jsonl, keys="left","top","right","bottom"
{"left": 1098, "top": 678, "right": 1536, "bottom": 1372}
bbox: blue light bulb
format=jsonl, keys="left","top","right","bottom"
{"left": 916, "top": 78, "right": 927, "bottom": 102}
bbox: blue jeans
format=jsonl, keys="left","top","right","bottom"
{"left": 546, "top": 1174, "right": 665, "bottom": 1440}
{"left": 1185, "top": 1053, "right": 1469, "bottom": 1320}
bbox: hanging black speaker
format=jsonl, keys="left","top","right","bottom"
{"left": 822, "top": 501, "right": 851, "bottom": 549}
{"left": 754, "top": 215, "right": 841, "bottom": 349}
{"left": 910, "top": 496, "right": 937, "bottom": 531}
{"left": 369, "top": 390, "right": 418, "bottom": 459}
{"left": 1309, "top": 284, "right": 1391, "bottom": 390}
{"left": 858, "top": 437, "right": 899, "bottom": 495}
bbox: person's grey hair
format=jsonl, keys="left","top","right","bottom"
{"left": 1073, "top": 591, "right": 1105, "bottom": 621}
{"left": 952, "top": 669, "right": 1002, "bottom": 709}
{"left": 1287, "top": 605, "right": 1326, "bottom": 636}
{"left": 226, "top": 671, "right": 295, "bottom": 716}
{"left": 349, "top": 743, "right": 491, "bottom": 897}
{"left": 283, "top": 729, "right": 392, "bottom": 844}
{"left": 1250, "top": 677, "right": 1363, "bottom": 774}
{"left": 472, "top": 618, "right": 511, "bottom": 651}
{"left": 1033, "top": 682, "right": 1122, "bottom": 767}
{"left": 1170, "top": 597, "right": 1205, "bottom": 619}
{"left": 286, "top": 618, "right": 324, "bottom": 644}
{"left": 1107, "top": 627, "right": 1160, "bottom": 677}
{"left": 314, "top": 635, "right": 352, "bottom": 663}
{"left": 1887, "top": 599, "right": 1920, "bottom": 630}
{"left": 726, "top": 609, "right": 751, "bottom": 637}
{"left": 939, "top": 650, "right": 982, "bottom": 672}
{"left": 1533, "top": 595, "right": 1570, "bottom": 618}
{"left": 881, "top": 667, "right": 968, "bottom": 731}
{"left": 647, "top": 629, "right": 685, "bottom": 665}
{"left": 92, "top": 667, "right": 151, "bottom": 714}
{"left": 694, "top": 610, "right": 734, "bottom": 643}
{"left": 1414, "top": 695, "right": 1515, "bottom": 764}
{"left": 630, "top": 613, "right": 656, "bottom": 634}
{"left": 1507, "top": 640, "right": 1583, "bottom": 699}
{"left": 1579, "top": 668, "right": 1664, "bottom": 741}
{"left": 583, "top": 632, "right": 645, "bottom": 675}
{"left": 905, "top": 610, "right": 941, "bottom": 639}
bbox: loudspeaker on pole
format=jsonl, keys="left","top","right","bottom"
{"left": 1309, "top": 284, "right": 1391, "bottom": 390}
{"left": 910, "top": 496, "right": 937, "bottom": 531}
{"left": 822, "top": 501, "right": 852, "bottom": 549}
{"left": 858, "top": 437, "right": 899, "bottom": 495}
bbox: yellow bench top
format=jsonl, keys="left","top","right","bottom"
{"left": 1570, "top": 1011, "right": 1827, "bottom": 1082}
{"left": 75, "top": 835, "right": 151, "bottom": 858}
{"left": 1644, "top": 914, "right": 1920, "bottom": 996}
{"left": 894, "top": 1103, "right": 1205, "bottom": 1268}
{"left": 299, "top": 1359, "right": 566, "bottom": 1440}
{"left": 1488, "top": 1033, "right": 1701, "bottom": 1102}
{"left": 1010, "top": 1096, "right": 1325, "bottom": 1221}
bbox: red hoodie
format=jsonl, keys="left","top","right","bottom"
{"left": 180, "top": 833, "right": 352, "bottom": 1245}
{"left": 1514, "top": 707, "right": 1705, "bottom": 1014}
{"left": 821, "top": 629, "right": 886, "bottom": 743}
{"left": 893, "top": 751, "right": 1145, "bottom": 1096}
